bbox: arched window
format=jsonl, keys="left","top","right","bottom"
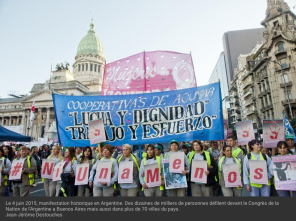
{"left": 278, "top": 43, "right": 285, "bottom": 52}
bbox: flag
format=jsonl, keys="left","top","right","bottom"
{"left": 30, "top": 101, "right": 35, "bottom": 126}
{"left": 283, "top": 111, "right": 296, "bottom": 142}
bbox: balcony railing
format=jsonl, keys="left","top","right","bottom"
{"left": 274, "top": 48, "right": 287, "bottom": 56}
{"left": 280, "top": 81, "right": 293, "bottom": 88}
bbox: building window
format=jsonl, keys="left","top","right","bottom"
{"left": 285, "top": 90, "right": 292, "bottom": 100}
{"left": 278, "top": 43, "right": 285, "bottom": 52}
{"left": 86, "top": 64, "right": 88, "bottom": 71}
{"left": 265, "top": 97, "right": 268, "bottom": 105}
{"left": 98, "top": 65, "right": 101, "bottom": 73}
{"left": 282, "top": 74, "right": 288, "bottom": 83}
{"left": 280, "top": 59, "right": 287, "bottom": 68}
{"left": 82, "top": 64, "right": 84, "bottom": 71}
{"left": 90, "top": 64, "right": 93, "bottom": 71}
{"left": 94, "top": 65, "right": 97, "bottom": 72}
{"left": 78, "top": 64, "right": 80, "bottom": 71}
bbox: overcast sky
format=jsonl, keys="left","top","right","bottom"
{"left": 0, "top": 0, "right": 295, "bottom": 98}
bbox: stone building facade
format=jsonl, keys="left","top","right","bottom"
{"left": 229, "top": 0, "right": 296, "bottom": 131}
{"left": 0, "top": 20, "right": 105, "bottom": 141}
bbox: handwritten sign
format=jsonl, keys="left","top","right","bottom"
{"left": 75, "top": 163, "right": 89, "bottom": 185}
{"left": 118, "top": 161, "right": 133, "bottom": 184}
{"left": 169, "top": 152, "right": 184, "bottom": 173}
{"left": 41, "top": 159, "right": 55, "bottom": 179}
{"left": 263, "top": 120, "right": 284, "bottom": 148}
{"left": 236, "top": 121, "right": 255, "bottom": 145}
{"left": 144, "top": 163, "right": 161, "bottom": 188}
{"left": 249, "top": 160, "right": 268, "bottom": 185}
{"left": 223, "top": 163, "right": 242, "bottom": 187}
{"left": 88, "top": 119, "right": 106, "bottom": 145}
{"left": 190, "top": 160, "right": 207, "bottom": 183}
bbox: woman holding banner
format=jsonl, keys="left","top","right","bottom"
{"left": 89, "top": 144, "right": 118, "bottom": 197}
{"left": 273, "top": 141, "right": 296, "bottom": 196}
{"left": 243, "top": 139, "right": 273, "bottom": 197}
{"left": 188, "top": 140, "right": 217, "bottom": 196}
{"left": 139, "top": 144, "right": 164, "bottom": 196}
{"left": 117, "top": 144, "right": 141, "bottom": 196}
{"left": 0, "top": 147, "right": 11, "bottom": 196}
{"left": 217, "top": 145, "right": 242, "bottom": 196}
{"left": 164, "top": 140, "right": 190, "bottom": 197}
{"left": 43, "top": 145, "right": 63, "bottom": 197}
{"left": 77, "top": 146, "right": 93, "bottom": 197}
{"left": 58, "top": 147, "right": 77, "bottom": 197}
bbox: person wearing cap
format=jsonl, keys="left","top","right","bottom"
{"left": 155, "top": 145, "right": 164, "bottom": 159}
{"left": 285, "top": 134, "right": 296, "bottom": 155}
{"left": 164, "top": 140, "right": 190, "bottom": 197}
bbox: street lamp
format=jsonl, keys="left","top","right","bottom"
{"left": 246, "top": 59, "right": 293, "bottom": 118}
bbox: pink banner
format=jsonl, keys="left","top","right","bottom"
{"left": 102, "top": 51, "right": 196, "bottom": 95}
{"left": 190, "top": 160, "right": 207, "bottom": 183}
{"left": 41, "top": 159, "right": 55, "bottom": 179}
{"left": 169, "top": 152, "right": 184, "bottom": 173}
{"left": 263, "top": 120, "right": 284, "bottom": 148}
{"left": 236, "top": 120, "right": 255, "bottom": 145}
{"left": 249, "top": 160, "right": 268, "bottom": 185}
{"left": 223, "top": 163, "right": 242, "bottom": 187}
{"left": 9, "top": 160, "right": 24, "bottom": 181}
{"left": 75, "top": 163, "right": 89, "bottom": 185}
{"left": 118, "top": 161, "right": 133, "bottom": 184}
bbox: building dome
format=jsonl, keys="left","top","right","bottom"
{"left": 76, "top": 20, "right": 104, "bottom": 57}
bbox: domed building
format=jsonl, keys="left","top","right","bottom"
{"left": 0, "top": 20, "right": 105, "bottom": 142}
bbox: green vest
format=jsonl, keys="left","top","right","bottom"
{"left": 117, "top": 154, "right": 139, "bottom": 171}
{"left": 218, "top": 156, "right": 242, "bottom": 189}
{"left": 232, "top": 148, "right": 243, "bottom": 158}
{"left": 1, "top": 157, "right": 8, "bottom": 186}
{"left": 188, "top": 151, "right": 211, "bottom": 181}
{"left": 142, "top": 156, "right": 164, "bottom": 190}
{"left": 142, "top": 152, "right": 147, "bottom": 159}
{"left": 249, "top": 152, "right": 271, "bottom": 188}
{"left": 27, "top": 156, "right": 35, "bottom": 186}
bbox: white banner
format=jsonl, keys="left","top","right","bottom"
{"left": 9, "top": 160, "right": 24, "bottom": 180}
{"left": 52, "top": 162, "right": 65, "bottom": 181}
{"left": 190, "top": 160, "right": 207, "bottom": 183}
{"left": 144, "top": 163, "right": 161, "bottom": 188}
{"left": 249, "top": 160, "right": 268, "bottom": 185}
{"left": 118, "top": 161, "right": 133, "bottom": 184}
{"left": 41, "top": 159, "right": 55, "bottom": 179}
{"left": 75, "top": 163, "right": 89, "bottom": 185}
{"left": 169, "top": 152, "right": 184, "bottom": 173}
{"left": 223, "top": 163, "right": 242, "bottom": 187}
{"left": 95, "top": 161, "right": 112, "bottom": 183}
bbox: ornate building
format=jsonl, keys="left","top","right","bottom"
{"left": 229, "top": 0, "right": 296, "bottom": 132}
{"left": 0, "top": 20, "right": 105, "bottom": 141}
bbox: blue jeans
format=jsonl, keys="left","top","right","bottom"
{"left": 277, "top": 190, "right": 296, "bottom": 197}
{"left": 250, "top": 185, "right": 270, "bottom": 196}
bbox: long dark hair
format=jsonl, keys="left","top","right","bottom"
{"left": 4, "top": 145, "right": 14, "bottom": 161}
{"left": 248, "top": 139, "right": 261, "bottom": 151}
{"left": 66, "top": 147, "right": 75, "bottom": 161}
{"left": 277, "top": 141, "right": 293, "bottom": 155}
{"left": 80, "top": 146, "right": 93, "bottom": 162}
{"left": 146, "top": 144, "right": 156, "bottom": 159}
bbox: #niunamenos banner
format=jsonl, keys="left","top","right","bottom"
{"left": 272, "top": 155, "right": 296, "bottom": 191}
{"left": 236, "top": 120, "right": 255, "bottom": 145}
{"left": 263, "top": 120, "right": 284, "bottom": 148}
{"left": 52, "top": 83, "right": 223, "bottom": 147}
{"left": 101, "top": 51, "right": 196, "bottom": 95}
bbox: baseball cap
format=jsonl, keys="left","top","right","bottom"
{"left": 286, "top": 134, "right": 295, "bottom": 140}
{"left": 170, "top": 140, "right": 179, "bottom": 146}
{"left": 155, "top": 145, "right": 162, "bottom": 150}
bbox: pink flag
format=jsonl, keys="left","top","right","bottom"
{"left": 30, "top": 101, "right": 35, "bottom": 126}
{"left": 9, "top": 160, "right": 24, "bottom": 180}
{"left": 41, "top": 159, "right": 55, "bottom": 179}
{"left": 190, "top": 160, "right": 207, "bottom": 183}
{"left": 223, "top": 163, "right": 242, "bottom": 187}
{"left": 144, "top": 163, "right": 161, "bottom": 188}
{"left": 169, "top": 152, "right": 184, "bottom": 173}
{"left": 102, "top": 51, "right": 196, "bottom": 95}
{"left": 249, "top": 160, "right": 268, "bottom": 185}
{"left": 75, "top": 163, "right": 89, "bottom": 185}
{"left": 118, "top": 161, "right": 133, "bottom": 184}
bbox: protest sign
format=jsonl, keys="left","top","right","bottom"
{"left": 101, "top": 51, "right": 196, "bottom": 95}
{"left": 249, "top": 160, "right": 268, "bottom": 185}
{"left": 169, "top": 152, "right": 184, "bottom": 173}
{"left": 163, "top": 159, "right": 187, "bottom": 189}
{"left": 118, "top": 161, "right": 133, "bottom": 184}
{"left": 9, "top": 160, "right": 24, "bottom": 180}
{"left": 53, "top": 82, "right": 223, "bottom": 146}
{"left": 263, "top": 120, "right": 284, "bottom": 148}
{"left": 272, "top": 155, "right": 296, "bottom": 191}
{"left": 144, "top": 163, "right": 161, "bottom": 188}
{"left": 190, "top": 160, "right": 207, "bottom": 183}
{"left": 88, "top": 119, "right": 106, "bottom": 145}
{"left": 223, "top": 163, "right": 242, "bottom": 187}
{"left": 236, "top": 121, "right": 255, "bottom": 145}
{"left": 52, "top": 162, "right": 65, "bottom": 181}
{"left": 75, "top": 163, "right": 89, "bottom": 185}
{"left": 41, "top": 159, "right": 55, "bottom": 179}
{"left": 95, "top": 161, "right": 112, "bottom": 183}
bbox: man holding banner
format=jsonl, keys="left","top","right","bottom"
{"left": 243, "top": 139, "right": 273, "bottom": 196}
{"left": 117, "top": 144, "right": 141, "bottom": 197}
{"left": 12, "top": 146, "right": 37, "bottom": 197}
